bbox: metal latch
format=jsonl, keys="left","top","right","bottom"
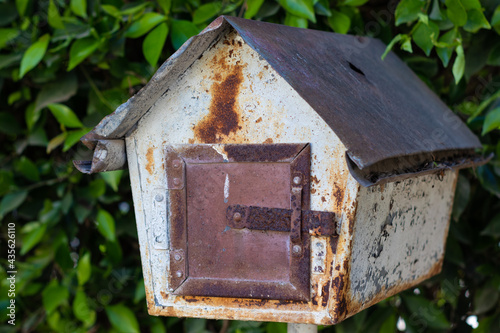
{"left": 226, "top": 205, "right": 336, "bottom": 236}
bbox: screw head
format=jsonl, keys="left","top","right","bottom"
{"left": 174, "top": 253, "right": 182, "bottom": 261}
{"left": 155, "top": 194, "right": 164, "bottom": 202}
{"left": 233, "top": 212, "right": 242, "bottom": 222}
{"left": 292, "top": 245, "right": 302, "bottom": 254}
{"left": 175, "top": 270, "right": 183, "bottom": 278}
{"left": 172, "top": 159, "right": 181, "bottom": 168}
{"left": 173, "top": 178, "right": 181, "bottom": 186}
{"left": 293, "top": 176, "right": 302, "bottom": 185}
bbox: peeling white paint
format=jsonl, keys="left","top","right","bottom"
{"left": 224, "top": 174, "right": 230, "bottom": 203}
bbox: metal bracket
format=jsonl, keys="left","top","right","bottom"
{"left": 152, "top": 188, "right": 168, "bottom": 250}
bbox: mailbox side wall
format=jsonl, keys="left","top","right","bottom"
{"left": 125, "top": 28, "right": 357, "bottom": 325}
{"left": 330, "top": 170, "right": 458, "bottom": 322}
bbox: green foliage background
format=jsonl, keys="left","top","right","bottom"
{"left": 0, "top": 0, "right": 500, "bottom": 332}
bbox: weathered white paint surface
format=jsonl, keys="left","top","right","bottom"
{"left": 125, "top": 26, "right": 456, "bottom": 325}
{"left": 348, "top": 171, "right": 457, "bottom": 311}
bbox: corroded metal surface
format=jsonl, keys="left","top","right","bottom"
{"left": 166, "top": 143, "right": 311, "bottom": 301}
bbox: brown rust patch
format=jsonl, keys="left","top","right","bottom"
{"left": 255, "top": 117, "right": 262, "bottom": 123}
{"left": 263, "top": 138, "right": 273, "bottom": 144}
{"left": 321, "top": 281, "right": 330, "bottom": 307}
{"left": 332, "top": 183, "right": 344, "bottom": 213}
{"left": 311, "top": 175, "right": 320, "bottom": 184}
{"left": 146, "top": 147, "right": 154, "bottom": 174}
{"left": 193, "top": 55, "right": 245, "bottom": 143}
{"left": 160, "top": 291, "right": 168, "bottom": 298}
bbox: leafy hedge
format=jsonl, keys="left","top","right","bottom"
{"left": 0, "top": 0, "right": 499, "bottom": 332}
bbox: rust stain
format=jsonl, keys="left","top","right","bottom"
{"left": 160, "top": 291, "right": 168, "bottom": 298}
{"left": 321, "top": 281, "right": 330, "bottom": 307}
{"left": 255, "top": 117, "right": 262, "bottom": 123}
{"left": 146, "top": 147, "right": 154, "bottom": 174}
{"left": 193, "top": 50, "right": 245, "bottom": 143}
{"left": 310, "top": 175, "right": 320, "bottom": 184}
{"left": 263, "top": 138, "right": 273, "bottom": 144}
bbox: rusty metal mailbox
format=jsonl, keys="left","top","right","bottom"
{"left": 75, "top": 16, "right": 487, "bottom": 325}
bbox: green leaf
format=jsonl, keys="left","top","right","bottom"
{"left": 488, "top": 43, "right": 500, "bottom": 66}
{"left": 73, "top": 289, "right": 96, "bottom": 327}
{"left": 452, "top": 44, "right": 465, "bottom": 83}
{"left": 0, "top": 28, "right": 19, "bottom": 49}
{"left": 403, "top": 295, "right": 450, "bottom": 329}
{"left": 67, "top": 37, "right": 101, "bottom": 71}
{"left": 15, "top": 156, "right": 40, "bottom": 181}
{"left": 193, "top": 2, "right": 222, "bottom": 25}
{"left": 101, "top": 5, "right": 121, "bottom": 18}
{"left": 379, "top": 313, "right": 397, "bottom": 332}
{"left": 460, "top": 0, "right": 481, "bottom": 10}
{"left": 105, "top": 304, "right": 140, "bottom": 333}
{"left": 0, "top": 191, "right": 28, "bottom": 220}
{"left": 16, "top": 0, "right": 29, "bottom": 17}
{"left": 20, "top": 222, "right": 47, "bottom": 255}
{"left": 96, "top": 209, "right": 116, "bottom": 241}
{"left": 42, "top": 280, "right": 69, "bottom": 314}
{"left": 245, "top": 0, "right": 265, "bottom": 19}
{"left": 481, "top": 213, "right": 500, "bottom": 237}
{"left": 413, "top": 21, "right": 439, "bottom": 56}
{"left": 143, "top": 22, "right": 168, "bottom": 67}
{"left": 100, "top": 170, "right": 124, "bottom": 192}
{"left": 436, "top": 29, "right": 458, "bottom": 67}
{"left": 464, "top": 8, "right": 491, "bottom": 32}
{"left": 492, "top": 5, "right": 500, "bottom": 34}
{"left": 278, "top": 0, "right": 316, "bottom": 23}
{"left": 63, "top": 128, "right": 90, "bottom": 152}
{"left": 395, "top": 0, "right": 425, "bottom": 26}
{"left": 401, "top": 34, "right": 413, "bottom": 53}
{"left": 170, "top": 20, "right": 200, "bottom": 50}
{"left": 77, "top": 252, "right": 91, "bottom": 285}
{"left": 34, "top": 74, "right": 78, "bottom": 115}
{"left": 133, "top": 280, "right": 146, "bottom": 304}
{"left": 381, "top": 34, "right": 403, "bottom": 60}
{"left": 284, "top": 12, "right": 308, "bottom": 28}
{"left": 482, "top": 107, "right": 500, "bottom": 135}
{"left": 342, "top": 0, "right": 369, "bottom": 6}
{"left": 474, "top": 286, "right": 500, "bottom": 314}
{"left": 48, "top": 103, "right": 83, "bottom": 128}
{"left": 328, "top": 10, "right": 351, "bottom": 34}
{"left": 70, "top": 0, "right": 87, "bottom": 18}
{"left": 121, "top": 2, "right": 150, "bottom": 16}
{"left": 452, "top": 174, "right": 470, "bottom": 221}
{"left": 19, "top": 34, "right": 50, "bottom": 78}
{"left": 429, "top": 0, "right": 444, "bottom": 20}
{"left": 48, "top": 0, "right": 65, "bottom": 30}
{"left": 125, "top": 13, "right": 166, "bottom": 38}
{"left": 446, "top": 0, "right": 467, "bottom": 27}
{"left": 158, "top": 0, "right": 172, "bottom": 15}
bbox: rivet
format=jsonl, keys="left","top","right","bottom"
{"left": 175, "top": 270, "right": 183, "bottom": 278}
{"left": 173, "top": 178, "right": 181, "bottom": 186}
{"left": 316, "top": 242, "right": 324, "bottom": 249}
{"left": 155, "top": 194, "right": 164, "bottom": 202}
{"left": 233, "top": 212, "right": 242, "bottom": 222}
{"left": 172, "top": 159, "right": 181, "bottom": 168}
{"left": 292, "top": 245, "right": 302, "bottom": 254}
{"left": 293, "top": 176, "right": 302, "bottom": 185}
{"left": 174, "top": 253, "right": 182, "bottom": 261}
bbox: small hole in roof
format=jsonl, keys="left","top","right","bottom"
{"left": 348, "top": 62, "right": 365, "bottom": 76}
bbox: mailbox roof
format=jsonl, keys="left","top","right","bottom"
{"left": 81, "top": 16, "right": 485, "bottom": 185}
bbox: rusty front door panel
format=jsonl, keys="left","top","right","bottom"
{"left": 165, "top": 144, "right": 335, "bottom": 301}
